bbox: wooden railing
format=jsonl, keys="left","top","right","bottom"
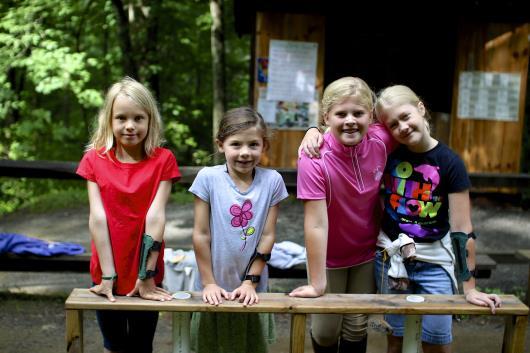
{"left": 65, "top": 288, "right": 528, "bottom": 353}
{"left": 2, "top": 159, "right": 530, "bottom": 190}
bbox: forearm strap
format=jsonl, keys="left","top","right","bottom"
{"left": 241, "top": 249, "right": 271, "bottom": 282}
{"left": 450, "top": 232, "right": 471, "bottom": 282}
{"left": 138, "top": 233, "right": 162, "bottom": 280}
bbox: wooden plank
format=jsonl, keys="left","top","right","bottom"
{"left": 289, "top": 314, "right": 306, "bottom": 353}
{"left": 2, "top": 160, "right": 530, "bottom": 190}
{"left": 65, "top": 309, "right": 83, "bottom": 353}
{"left": 0, "top": 253, "right": 91, "bottom": 272}
{"left": 65, "top": 288, "right": 528, "bottom": 316}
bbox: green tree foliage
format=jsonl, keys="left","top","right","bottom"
{"left": 0, "top": 0, "right": 250, "bottom": 214}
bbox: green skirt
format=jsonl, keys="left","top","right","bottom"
{"left": 191, "top": 312, "right": 276, "bottom": 353}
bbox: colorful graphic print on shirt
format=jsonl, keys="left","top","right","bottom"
{"left": 230, "top": 199, "right": 255, "bottom": 250}
{"left": 383, "top": 158, "right": 444, "bottom": 239}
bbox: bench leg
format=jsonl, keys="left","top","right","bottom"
{"left": 527, "top": 264, "right": 530, "bottom": 307}
{"left": 290, "top": 313, "right": 306, "bottom": 353}
{"left": 172, "top": 312, "right": 191, "bottom": 353}
{"left": 66, "top": 309, "right": 83, "bottom": 353}
{"left": 402, "top": 315, "right": 422, "bottom": 353}
{"left": 502, "top": 315, "right": 528, "bottom": 353}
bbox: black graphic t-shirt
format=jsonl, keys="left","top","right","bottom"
{"left": 381, "top": 143, "right": 470, "bottom": 242}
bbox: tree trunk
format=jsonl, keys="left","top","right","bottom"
{"left": 111, "top": 0, "right": 139, "bottom": 79}
{"left": 145, "top": 0, "right": 161, "bottom": 99}
{"left": 210, "top": 0, "right": 226, "bottom": 154}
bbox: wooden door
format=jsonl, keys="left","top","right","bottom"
{"left": 252, "top": 12, "right": 325, "bottom": 167}
{"left": 450, "top": 23, "right": 529, "bottom": 173}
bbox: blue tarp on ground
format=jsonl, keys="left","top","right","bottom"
{"left": 0, "top": 233, "right": 85, "bottom": 256}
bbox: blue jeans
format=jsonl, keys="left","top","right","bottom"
{"left": 374, "top": 250, "right": 454, "bottom": 345}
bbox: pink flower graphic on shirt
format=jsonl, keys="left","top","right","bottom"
{"left": 230, "top": 199, "right": 255, "bottom": 251}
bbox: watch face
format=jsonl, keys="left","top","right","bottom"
{"left": 245, "top": 275, "right": 260, "bottom": 283}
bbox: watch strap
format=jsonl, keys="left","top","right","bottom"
{"left": 102, "top": 274, "right": 118, "bottom": 281}
{"left": 244, "top": 275, "right": 261, "bottom": 283}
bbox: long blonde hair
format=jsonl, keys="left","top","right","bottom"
{"left": 86, "top": 77, "right": 164, "bottom": 156}
{"left": 320, "top": 76, "right": 376, "bottom": 126}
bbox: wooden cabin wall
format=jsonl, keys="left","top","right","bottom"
{"left": 253, "top": 12, "right": 325, "bottom": 167}
{"left": 450, "top": 23, "right": 529, "bottom": 173}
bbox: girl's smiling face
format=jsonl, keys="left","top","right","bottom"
{"left": 111, "top": 94, "right": 149, "bottom": 153}
{"left": 324, "top": 97, "right": 372, "bottom": 146}
{"left": 380, "top": 102, "right": 432, "bottom": 152}
{"left": 217, "top": 126, "right": 264, "bottom": 179}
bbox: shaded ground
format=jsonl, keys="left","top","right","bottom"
{"left": 0, "top": 195, "right": 529, "bottom": 352}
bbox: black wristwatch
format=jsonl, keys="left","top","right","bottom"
{"left": 244, "top": 275, "right": 261, "bottom": 283}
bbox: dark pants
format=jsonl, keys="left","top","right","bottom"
{"left": 96, "top": 309, "right": 159, "bottom": 353}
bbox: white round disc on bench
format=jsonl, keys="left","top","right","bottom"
{"left": 406, "top": 295, "right": 425, "bottom": 303}
{"left": 172, "top": 291, "right": 191, "bottom": 300}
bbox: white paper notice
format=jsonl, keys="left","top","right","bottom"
{"left": 457, "top": 71, "right": 521, "bottom": 121}
{"left": 267, "top": 40, "right": 318, "bottom": 103}
{"left": 256, "top": 87, "right": 277, "bottom": 124}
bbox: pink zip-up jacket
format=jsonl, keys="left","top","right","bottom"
{"left": 297, "top": 124, "right": 395, "bottom": 268}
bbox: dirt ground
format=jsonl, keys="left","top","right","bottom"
{"left": 0, "top": 194, "right": 530, "bottom": 352}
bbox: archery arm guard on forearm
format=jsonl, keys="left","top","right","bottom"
{"left": 138, "top": 233, "right": 162, "bottom": 280}
{"left": 450, "top": 231, "right": 475, "bottom": 282}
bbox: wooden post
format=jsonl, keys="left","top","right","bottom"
{"left": 65, "top": 309, "right": 83, "bottom": 353}
{"left": 515, "top": 249, "right": 530, "bottom": 307}
{"left": 402, "top": 315, "right": 422, "bottom": 353}
{"left": 289, "top": 313, "right": 306, "bottom": 353}
{"left": 502, "top": 315, "right": 528, "bottom": 353}
{"left": 172, "top": 313, "right": 191, "bottom": 353}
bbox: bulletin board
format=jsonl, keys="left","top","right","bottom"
{"left": 252, "top": 12, "right": 325, "bottom": 167}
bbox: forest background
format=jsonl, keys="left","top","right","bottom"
{"left": 0, "top": 0, "right": 245, "bottom": 215}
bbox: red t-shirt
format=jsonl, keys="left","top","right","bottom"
{"left": 76, "top": 147, "right": 181, "bottom": 294}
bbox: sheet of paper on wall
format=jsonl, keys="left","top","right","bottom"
{"left": 266, "top": 40, "right": 318, "bottom": 103}
{"left": 257, "top": 87, "right": 277, "bottom": 124}
{"left": 457, "top": 71, "right": 521, "bottom": 121}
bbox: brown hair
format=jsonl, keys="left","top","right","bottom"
{"left": 216, "top": 107, "right": 270, "bottom": 149}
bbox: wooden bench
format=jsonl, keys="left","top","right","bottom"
{"left": 0, "top": 252, "right": 497, "bottom": 279}
{"left": 65, "top": 288, "right": 528, "bottom": 353}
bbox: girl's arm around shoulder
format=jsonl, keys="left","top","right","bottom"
{"left": 230, "top": 203, "right": 280, "bottom": 306}
{"left": 299, "top": 126, "right": 325, "bottom": 159}
{"left": 127, "top": 180, "right": 173, "bottom": 301}
{"left": 87, "top": 180, "right": 116, "bottom": 302}
{"left": 369, "top": 123, "right": 399, "bottom": 154}
{"left": 448, "top": 190, "right": 501, "bottom": 313}
{"left": 192, "top": 196, "right": 229, "bottom": 305}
